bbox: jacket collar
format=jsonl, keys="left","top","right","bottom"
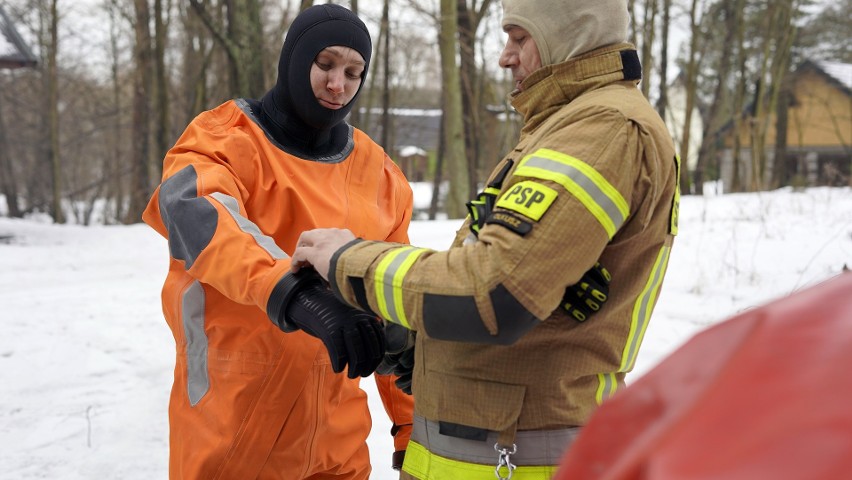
{"left": 510, "top": 43, "right": 641, "bottom": 132}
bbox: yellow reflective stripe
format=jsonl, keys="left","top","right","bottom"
{"left": 403, "top": 441, "right": 558, "bottom": 480}
{"left": 374, "top": 246, "right": 428, "bottom": 328}
{"left": 620, "top": 245, "right": 672, "bottom": 372}
{"left": 671, "top": 155, "right": 681, "bottom": 235}
{"left": 595, "top": 372, "right": 618, "bottom": 405}
{"left": 514, "top": 148, "right": 629, "bottom": 239}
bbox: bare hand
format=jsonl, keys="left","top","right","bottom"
{"left": 291, "top": 228, "right": 356, "bottom": 281}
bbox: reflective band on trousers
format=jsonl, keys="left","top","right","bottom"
{"left": 402, "top": 415, "right": 579, "bottom": 479}
{"left": 403, "top": 442, "right": 558, "bottom": 480}
{"left": 513, "top": 148, "right": 629, "bottom": 239}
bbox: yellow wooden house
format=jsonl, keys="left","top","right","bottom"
{"left": 718, "top": 60, "right": 851, "bottom": 189}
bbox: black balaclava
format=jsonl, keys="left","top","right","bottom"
{"left": 252, "top": 4, "right": 372, "bottom": 157}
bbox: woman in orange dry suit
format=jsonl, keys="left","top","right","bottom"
{"left": 142, "top": 4, "right": 413, "bottom": 479}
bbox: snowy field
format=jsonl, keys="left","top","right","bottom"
{"left": 1, "top": 186, "right": 850, "bottom": 479}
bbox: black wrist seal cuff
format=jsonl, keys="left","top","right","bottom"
{"left": 392, "top": 450, "right": 406, "bottom": 471}
{"left": 267, "top": 269, "right": 323, "bottom": 332}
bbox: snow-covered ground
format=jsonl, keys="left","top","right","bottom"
{"left": 1, "top": 187, "right": 850, "bottom": 479}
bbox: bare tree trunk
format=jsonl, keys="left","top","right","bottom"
{"left": 768, "top": 0, "right": 797, "bottom": 189}
{"left": 348, "top": 0, "right": 363, "bottom": 128}
{"left": 429, "top": 119, "right": 445, "bottom": 220}
{"left": 189, "top": 0, "right": 266, "bottom": 98}
{"left": 679, "top": 0, "right": 700, "bottom": 195}
{"left": 457, "top": 0, "right": 494, "bottom": 198}
{"left": 748, "top": 0, "right": 795, "bottom": 192}
{"left": 730, "top": 0, "right": 747, "bottom": 193}
{"left": 695, "top": 0, "right": 736, "bottom": 193}
{"left": 380, "top": 0, "right": 392, "bottom": 150}
{"left": 107, "top": 0, "right": 126, "bottom": 223}
{"left": 656, "top": 0, "right": 671, "bottom": 118}
{"left": 239, "top": 0, "right": 266, "bottom": 97}
{"left": 457, "top": 0, "right": 477, "bottom": 197}
{"left": 153, "top": 0, "right": 170, "bottom": 179}
{"left": 299, "top": 0, "right": 313, "bottom": 12}
{"left": 438, "top": 0, "right": 470, "bottom": 218}
{"left": 0, "top": 95, "right": 22, "bottom": 217}
{"left": 749, "top": 9, "right": 773, "bottom": 192}
{"left": 181, "top": 2, "right": 211, "bottom": 124}
{"left": 127, "top": 0, "right": 153, "bottom": 224}
{"left": 361, "top": 1, "right": 388, "bottom": 135}
{"left": 45, "top": 0, "right": 64, "bottom": 223}
{"left": 641, "top": 0, "right": 657, "bottom": 98}
{"left": 773, "top": 73, "right": 792, "bottom": 188}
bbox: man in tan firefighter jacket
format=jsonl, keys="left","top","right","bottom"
{"left": 291, "top": 0, "right": 680, "bottom": 478}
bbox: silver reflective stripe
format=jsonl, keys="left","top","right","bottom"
{"left": 524, "top": 155, "right": 627, "bottom": 234}
{"left": 375, "top": 247, "right": 428, "bottom": 328}
{"left": 209, "top": 192, "right": 288, "bottom": 259}
{"left": 410, "top": 415, "right": 580, "bottom": 466}
{"left": 596, "top": 372, "right": 618, "bottom": 404}
{"left": 621, "top": 244, "right": 672, "bottom": 372}
{"left": 182, "top": 280, "right": 209, "bottom": 406}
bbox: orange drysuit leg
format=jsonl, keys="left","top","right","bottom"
{"left": 374, "top": 373, "right": 413, "bottom": 452}
{"left": 258, "top": 353, "right": 372, "bottom": 480}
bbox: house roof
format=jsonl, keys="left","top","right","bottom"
{"left": 714, "top": 59, "right": 851, "bottom": 137}
{"left": 0, "top": 6, "right": 37, "bottom": 69}
{"left": 810, "top": 60, "right": 852, "bottom": 94}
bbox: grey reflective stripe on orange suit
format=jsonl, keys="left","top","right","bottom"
{"left": 182, "top": 280, "right": 209, "bottom": 406}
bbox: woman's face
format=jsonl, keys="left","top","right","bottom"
{"left": 310, "top": 46, "right": 366, "bottom": 110}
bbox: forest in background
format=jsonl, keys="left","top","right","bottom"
{"left": 0, "top": 0, "right": 849, "bottom": 225}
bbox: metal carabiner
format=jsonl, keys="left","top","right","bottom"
{"left": 494, "top": 443, "right": 517, "bottom": 480}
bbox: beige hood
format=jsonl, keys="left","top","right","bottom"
{"left": 501, "top": 0, "right": 630, "bottom": 65}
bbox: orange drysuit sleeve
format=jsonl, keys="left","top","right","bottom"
{"left": 375, "top": 374, "right": 414, "bottom": 451}
{"left": 142, "top": 119, "right": 293, "bottom": 313}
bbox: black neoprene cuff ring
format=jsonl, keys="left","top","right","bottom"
{"left": 267, "top": 269, "right": 324, "bottom": 332}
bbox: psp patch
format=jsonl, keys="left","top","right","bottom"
{"left": 495, "top": 181, "right": 558, "bottom": 221}
{"left": 486, "top": 211, "right": 533, "bottom": 236}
